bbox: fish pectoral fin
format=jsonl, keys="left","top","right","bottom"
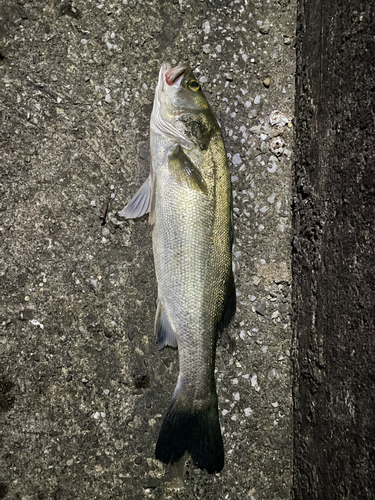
{"left": 118, "top": 176, "right": 152, "bottom": 219}
{"left": 168, "top": 145, "right": 207, "bottom": 194}
{"left": 154, "top": 300, "right": 178, "bottom": 350}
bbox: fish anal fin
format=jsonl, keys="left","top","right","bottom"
{"left": 118, "top": 176, "right": 152, "bottom": 219}
{"left": 155, "top": 301, "right": 178, "bottom": 350}
{"left": 168, "top": 145, "right": 207, "bottom": 194}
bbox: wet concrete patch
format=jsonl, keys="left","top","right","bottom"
{"left": 0, "top": 0, "right": 295, "bottom": 497}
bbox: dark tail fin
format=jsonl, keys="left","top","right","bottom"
{"left": 155, "top": 395, "right": 224, "bottom": 474}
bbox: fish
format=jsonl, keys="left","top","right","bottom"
{"left": 119, "top": 61, "right": 235, "bottom": 474}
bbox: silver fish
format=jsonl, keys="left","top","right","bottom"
{"left": 119, "top": 61, "right": 235, "bottom": 473}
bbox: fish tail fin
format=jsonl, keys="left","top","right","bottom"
{"left": 155, "top": 392, "right": 224, "bottom": 474}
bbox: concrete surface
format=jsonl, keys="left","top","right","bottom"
{"left": 0, "top": 0, "right": 295, "bottom": 498}
{"left": 293, "top": 0, "right": 375, "bottom": 498}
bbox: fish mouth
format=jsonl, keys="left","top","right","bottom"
{"left": 165, "top": 62, "right": 188, "bottom": 86}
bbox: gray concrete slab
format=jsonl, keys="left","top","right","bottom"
{"left": 293, "top": 1, "right": 375, "bottom": 498}
{"left": 0, "top": 0, "right": 295, "bottom": 498}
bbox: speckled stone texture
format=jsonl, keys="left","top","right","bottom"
{"left": 293, "top": 0, "right": 375, "bottom": 498}
{"left": 0, "top": 0, "right": 295, "bottom": 498}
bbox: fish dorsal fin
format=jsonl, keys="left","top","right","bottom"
{"left": 155, "top": 300, "right": 178, "bottom": 350}
{"left": 168, "top": 145, "right": 207, "bottom": 194}
{"left": 218, "top": 270, "right": 236, "bottom": 333}
{"left": 118, "top": 175, "right": 152, "bottom": 219}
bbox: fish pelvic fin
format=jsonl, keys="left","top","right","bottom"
{"left": 155, "top": 392, "right": 224, "bottom": 474}
{"left": 154, "top": 300, "right": 178, "bottom": 349}
{"left": 118, "top": 175, "right": 153, "bottom": 219}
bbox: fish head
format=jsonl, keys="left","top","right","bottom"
{"left": 151, "top": 61, "right": 218, "bottom": 150}
{"left": 161, "top": 61, "right": 208, "bottom": 111}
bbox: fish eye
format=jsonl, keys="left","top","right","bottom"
{"left": 187, "top": 80, "right": 201, "bottom": 92}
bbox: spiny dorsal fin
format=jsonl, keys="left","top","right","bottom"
{"left": 154, "top": 300, "right": 178, "bottom": 350}
{"left": 168, "top": 145, "right": 207, "bottom": 194}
